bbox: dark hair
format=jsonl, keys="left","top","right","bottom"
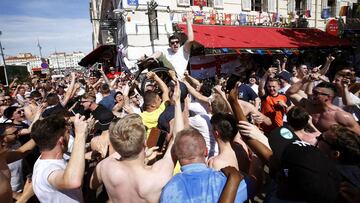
{"left": 143, "top": 91, "right": 159, "bottom": 110}
{"left": 31, "top": 115, "right": 67, "bottom": 151}
{"left": 315, "top": 82, "right": 337, "bottom": 95}
{"left": 100, "top": 83, "right": 110, "bottom": 94}
{"left": 46, "top": 93, "right": 60, "bottom": 106}
{"left": 287, "top": 107, "right": 309, "bottom": 131}
{"left": 3, "top": 106, "right": 18, "bottom": 120}
{"left": 210, "top": 113, "right": 238, "bottom": 142}
{"left": 168, "top": 35, "right": 180, "bottom": 44}
{"left": 200, "top": 79, "right": 214, "bottom": 97}
{"left": 30, "top": 90, "right": 42, "bottom": 99}
{"left": 114, "top": 91, "right": 123, "bottom": 99}
{"left": 329, "top": 125, "right": 360, "bottom": 165}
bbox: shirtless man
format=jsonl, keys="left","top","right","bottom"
{"left": 24, "top": 90, "right": 42, "bottom": 122}
{"left": 208, "top": 112, "right": 239, "bottom": 171}
{"left": 0, "top": 115, "right": 41, "bottom": 203}
{"left": 286, "top": 79, "right": 360, "bottom": 135}
{"left": 90, "top": 81, "right": 184, "bottom": 203}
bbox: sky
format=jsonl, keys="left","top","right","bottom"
{"left": 0, "top": 0, "right": 93, "bottom": 58}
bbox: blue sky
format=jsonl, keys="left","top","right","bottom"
{"left": 0, "top": 0, "right": 93, "bottom": 58}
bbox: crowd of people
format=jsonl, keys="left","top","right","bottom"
{"left": 1, "top": 13, "right": 360, "bottom": 203}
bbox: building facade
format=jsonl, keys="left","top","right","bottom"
{"left": 89, "top": 0, "right": 356, "bottom": 63}
{"left": 48, "top": 51, "right": 86, "bottom": 71}
{"left": 5, "top": 53, "right": 41, "bottom": 73}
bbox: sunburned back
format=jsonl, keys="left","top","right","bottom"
{"left": 208, "top": 148, "right": 239, "bottom": 171}
{"left": 99, "top": 157, "right": 166, "bottom": 203}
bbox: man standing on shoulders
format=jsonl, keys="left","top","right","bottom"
{"left": 151, "top": 12, "right": 194, "bottom": 79}
{"left": 31, "top": 114, "right": 90, "bottom": 203}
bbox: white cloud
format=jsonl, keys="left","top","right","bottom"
{"left": 0, "top": 15, "right": 93, "bottom": 57}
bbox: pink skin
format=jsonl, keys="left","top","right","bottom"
{"left": 266, "top": 81, "right": 280, "bottom": 96}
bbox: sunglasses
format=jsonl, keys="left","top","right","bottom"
{"left": 312, "top": 90, "right": 330, "bottom": 96}
{"left": 170, "top": 41, "right": 179, "bottom": 45}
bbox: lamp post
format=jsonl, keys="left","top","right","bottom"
{"left": 0, "top": 31, "right": 9, "bottom": 86}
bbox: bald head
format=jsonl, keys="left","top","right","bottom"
{"left": 173, "top": 128, "right": 207, "bottom": 165}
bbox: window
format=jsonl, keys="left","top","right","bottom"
{"left": 242, "top": 0, "right": 251, "bottom": 11}
{"left": 177, "top": 0, "right": 191, "bottom": 6}
{"left": 252, "top": 0, "right": 262, "bottom": 11}
{"left": 327, "top": 0, "right": 336, "bottom": 17}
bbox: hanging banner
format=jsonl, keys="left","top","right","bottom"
{"left": 224, "top": 14, "right": 232, "bottom": 25}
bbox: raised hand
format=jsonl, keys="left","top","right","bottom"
{"left": 146, "top": 71, "right": 156, "bottom": 80}
{"left": 326, "top": 54, "right": 335, "bottom": 63}
{"left": 238, "top": 121, "right": 264, "bottom": 140}
{"left": 74, "top": 114, "right": 89, "bottom": 137}
{"left": 172, "top": 80, "right": 181, "bottom": 102}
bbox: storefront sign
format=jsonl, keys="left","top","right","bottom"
{"left": 326, "top": 19, "right": 339, "bottom": 36}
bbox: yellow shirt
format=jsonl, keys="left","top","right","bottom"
{"left": 140, "top": 102, "right": 166, "bottom": 137}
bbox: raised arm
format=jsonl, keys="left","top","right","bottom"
{"left": 184, "top": 70, "right": 201, "bottom": 88}
{"left": 218, "top": 166, "right": 243, "bottom": 203}
{"left": 286, "top": 77, "right": 310, "bottom": 107}
{"left": 227, "top": 82, "right": 247, "bottom": 122}
{"left": 182, "top": 80, "right": 209, "bottom": 103}
{"left": 147, "top": 71, "right": 170, "bottom": 102}
{"left": 61, "top": 72, "right": 76, "bottom": 107}
{"left": 319, "top": 55, "right": 335, "bottom": 76}
{"left": 47, "top": 114, "right": 90, "bottom": 190}
{"left": 183, "top": 12, "right": 194, "bottom": 53}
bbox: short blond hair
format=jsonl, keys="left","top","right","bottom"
{"left": 109, "top": 114, "right": 146, "bottom": 158}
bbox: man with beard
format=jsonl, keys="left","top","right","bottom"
{"left": 31, "top": 114, "right": 90, "bottom": 203}
{"left": 287, "top": 80, "right": 360, "bottom": 134}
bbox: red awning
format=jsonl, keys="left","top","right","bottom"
{"left": 178, "top": 24, "right": 351, "bottom": 49}
{"left": 78, "top": 45, "right": 116, "bottom": 67}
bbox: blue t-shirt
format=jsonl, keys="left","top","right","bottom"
{"left": 238, "top": 84, "right": 258, "bottom": 102}
{"left": 99, "top": 90, "right": 116, "bottom": 111}
{"left": 160, "top": 163, "right": 248, "bottom": 203}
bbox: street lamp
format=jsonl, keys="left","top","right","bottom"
{"left": 0, "top": 31, "right": 9, "bottom": 86}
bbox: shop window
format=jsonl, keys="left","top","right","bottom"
{"left": 295, "top": 0, "right": 306, "bottom": 15}
{"left": 252, "top": 0, "right": 262, "bottom": 12}
{"left": 327, "top": 0, "right": 336, "bottom": 17}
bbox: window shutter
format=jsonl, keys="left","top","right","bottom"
{"left": 213, "top": 0, "right": 224, "bottom": 8}
{"left": 242, "top": 0, "right": 252, "bottom": 11}
{"left": 288, "top": 0, "right": 296, "bottom": 13}
{"left": 177, "top": 0, "right": 190, "bottom": 6}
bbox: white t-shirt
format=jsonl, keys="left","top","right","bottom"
{"left": 189, "top": 114, "right": 219, "bottom": 158}
{"left": 333, "top": 93, "right": 360, "bottom": 108}
{"left": 162, "top": 46, "right": 190, "bottom": 79}
{"left": 32, "top": 158, "right": 83, "bottom": 203}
